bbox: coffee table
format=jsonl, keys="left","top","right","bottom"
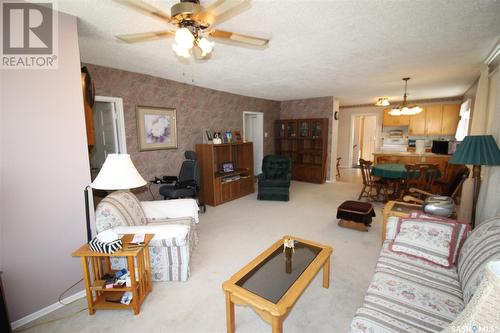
{"left": 222, "top": 235, "right": 333, "bottom": 333}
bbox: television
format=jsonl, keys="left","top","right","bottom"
{"left": 221, "top": 162, "right": 234, "bottom": 173}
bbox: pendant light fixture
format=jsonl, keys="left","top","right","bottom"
{"left": 389, "top": 77, "right": 422, "bottom": 116}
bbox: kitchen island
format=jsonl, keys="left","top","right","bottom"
{"left": 372, "top": 151, "right": 451, "bottom": 176}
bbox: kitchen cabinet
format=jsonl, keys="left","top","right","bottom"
{"left": 408, "top": 109, "right": 426, "bottom": 135}
{"left": 425, "top": 105, "right": 443, "bottom": 135}
{"left": 441, "top": 104, "right": 460, "bottom": 135}
{"left": 383, "top": 109, "right": 410, "bottom": 126}
{"left": 406, "top": 104, "right": 460, "bottom": 136}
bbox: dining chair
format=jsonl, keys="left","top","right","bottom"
{"left": 400, "top": 163, "right": 440, "bottom": 200}
{"left": 403, "top": 166, "right": 470, "bottom": 205}
{"left": 358, "top": 159, "right": 389, "bottom": 202}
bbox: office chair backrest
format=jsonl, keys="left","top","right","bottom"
{"left": 178, "top": 151, "right": 200, "bottom": 190}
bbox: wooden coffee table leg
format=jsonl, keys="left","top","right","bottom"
{"left": 322, "top": 257, "right": 330, "bottom": 289}
{"left": 225, "top": 291, "right": 235, "bottom": 333}
{"left": 272, "top": 316, "right": 283, "bottom": 333}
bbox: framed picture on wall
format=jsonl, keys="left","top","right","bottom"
{"left": 136, "top": 106, "right": 178, "bottom": 151}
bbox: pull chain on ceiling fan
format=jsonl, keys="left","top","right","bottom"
{"left": 114, "top": 0, "right": 269, "bottom": 60}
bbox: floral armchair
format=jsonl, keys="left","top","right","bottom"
{"left": 95, "top": 190, "right": 199, "bottom": 281}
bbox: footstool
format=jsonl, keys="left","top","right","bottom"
{"left": 336, "top": 200, "right": 376, "bottom": 232}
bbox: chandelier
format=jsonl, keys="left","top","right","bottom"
{"left": 389, "top": 78, "right": 422, "bottom": 116}
{"left": 172, "top": 26, "right": 214, "bottom": 59}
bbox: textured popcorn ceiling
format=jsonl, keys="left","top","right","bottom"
{"left": 57, "top": 0, "right": 500, "bottom": 104}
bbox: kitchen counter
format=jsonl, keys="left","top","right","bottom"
{"left": 372, "top": 151, "right": 452, "bottom": 175}
{"left": 373, "top": 151, "right": 451, "bottom": 158}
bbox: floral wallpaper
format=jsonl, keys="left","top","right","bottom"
{"left": 85, "top": 63, "right": 281, "bottom": 199}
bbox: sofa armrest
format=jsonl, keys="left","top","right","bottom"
{"left": 111, "top": 224, "right": 190, "bottom": 246}
{"left": 140, "top": 198, "right": 199, "bottom": 223}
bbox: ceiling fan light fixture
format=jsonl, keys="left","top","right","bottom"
{"left": 375, "top": 97, "right": 390, "bottom": 107}
{"left": 197, "top": 37, "right": 214, "bottom": 56}
{"left": 173, "top": 42, "right": 191, "bottom": 58}
{"left": 174, "top": 27, "right": 195, "bottom": 48}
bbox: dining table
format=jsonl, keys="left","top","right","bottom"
{"left": 371, "top": 163, "right": 441, "bottom": 198}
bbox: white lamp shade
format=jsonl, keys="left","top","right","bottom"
{"left": 90, "top": 154, "right": 147, "bottom": 190}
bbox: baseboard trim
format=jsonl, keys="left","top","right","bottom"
{"left": 11, "top": 290, "right": 85, "bottom": 330}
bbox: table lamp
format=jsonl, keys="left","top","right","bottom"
{"left": 84, "top": 154, "right": 147, "bottom": 242}
{"left": 449, "top": 135, "right": 500, "bottom": 228}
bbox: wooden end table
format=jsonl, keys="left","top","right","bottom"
{"left": 72, "top": 234, "right": 154, "bottom": 315}
{"left": 382, "top": 201, "right": 422, "bottom": 242}
{"left": 222, "top": 235, "right": 333, "bottom": 333}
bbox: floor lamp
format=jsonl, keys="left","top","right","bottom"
{"left": 449, "top": 135, "right": 500, "bottom": 228}
{"left": 84, "top": 154, "right": 147, "bottom": 242}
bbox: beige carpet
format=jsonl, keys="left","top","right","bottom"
{"left": 19, "top": 178, "right": 384, "bottom": 333}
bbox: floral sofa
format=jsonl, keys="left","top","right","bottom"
{"left": 95, "top": 190, "right": 199, "bottom": 282}
{"left": 350, "top": 216, "right": 500, "bottom": 333}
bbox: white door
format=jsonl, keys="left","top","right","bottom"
{"left": 352, "top": 117, "right": 362, "bottom": 166}
{"left": 244, "top": 112, "right": 264, "bottom": 175}
{"left": 361, "top": 115, "right": 377, "bottom": 161}
{"left": 91, "top": 101, "right": 118, "bottom": 170}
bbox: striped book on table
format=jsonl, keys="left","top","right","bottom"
{"left": 89, "top": 238, "right": 123, "bottom": 254}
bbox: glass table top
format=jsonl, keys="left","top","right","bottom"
{"left": 235, "top": 240, "right": 322, "bottom": 304}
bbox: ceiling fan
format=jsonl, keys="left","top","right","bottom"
{"left": 114, "top": 0, "right": 269, "bottom": 60}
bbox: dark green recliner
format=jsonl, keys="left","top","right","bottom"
{"left": 257, "top": 155, "right": 292, "bottom": 201}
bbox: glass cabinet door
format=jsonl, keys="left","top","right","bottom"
{"left": 275, "top": 121, "right": 286, "bottom": 138}
{"left": 286, "top": 121, "right": 297, "bottom": 138}
{"left": 299, "top": 120, "right": 310, "bottom": 137}
{"left": 312, "top": 121, "right": 322, "bottom": 138}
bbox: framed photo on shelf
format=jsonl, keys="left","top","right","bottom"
{"left": 232, "top": 131, "right": 242, "bottom": 142}
{"left": 136, "top": 106, "right": 177, "bottom": 151}
{"left": 202, "top": 128, "right": 213, "bottom": 144}
{"left": 224, "top": 131, "right": 233, "bottom": 143}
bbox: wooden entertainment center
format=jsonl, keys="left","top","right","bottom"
{"left": 275, "top": 118, "right": 329, "bottom": 183}
{"left": 196, "top": 142, "right": 254, "bottom": 206}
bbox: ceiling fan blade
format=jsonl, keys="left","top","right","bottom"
{"left": 114, "top": 0, "right": 173, "bottom": 24}
{"left": 210, "top": 29, "right": 268, "bottom": 47}
{"left": 115, "top": 30, "right": 175, "bottom": 43}
{"left": 204, "top": 0, "right": 251, "bottom": 25}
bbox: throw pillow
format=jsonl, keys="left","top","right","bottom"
{"left": 390, "top": 218, "right": 458, "bottom": 268}
{"left": 409, "top": 211, "right": 471, "bottom": 264}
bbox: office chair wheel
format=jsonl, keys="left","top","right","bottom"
{"left": 199, "top": 203, "right": 206, "bottom": 213}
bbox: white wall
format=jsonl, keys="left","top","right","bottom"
{"left": 337, "top": 106, "right": 384, "bottom": 167}
{"left": 0, "top": 12, "right": 90, "bottom": 322}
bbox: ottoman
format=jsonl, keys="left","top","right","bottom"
{"left": 336, "top": 200, "right": 375, "bottom": 232}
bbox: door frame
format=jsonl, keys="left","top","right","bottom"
{"left": 349, "top": 113, "right": 378, "bottom": 167}
{"left": 242, "top": 111, "right": 264, "bottom": 175}
{"left": 94, "top": 96, "right": 127, "bottom": 154}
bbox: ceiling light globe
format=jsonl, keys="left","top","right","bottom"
{"left": 198, "top": 37, "right": 214, "bottom": 56}
{"left": 175, "top": 28, "right": 194, "bottom": 49}
{"left": 172, "top": 43, "right": 190, "bottom": 58}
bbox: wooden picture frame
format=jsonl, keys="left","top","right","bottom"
{"left": 136, "top": 106, "right": 177, "bottom": 151}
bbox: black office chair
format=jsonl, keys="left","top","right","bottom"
{"left": 159, "top": 151, "right": 206, "bottom": 212}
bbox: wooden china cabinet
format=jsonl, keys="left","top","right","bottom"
{"left": 274, "top": 118, "right": 329, "bottom": 183}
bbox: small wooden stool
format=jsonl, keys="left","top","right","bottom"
{"left": 336, "top": 200, "right": 376, "bottom": 232}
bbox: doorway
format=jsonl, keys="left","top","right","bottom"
{"left": 351, "top": 115, "right": 377, "bottom": 167}
{"left": 243, "top": 111, "right": 264, "bottom": 175}
{"left": 90, "top": 96, "right": 127, "bottom": 179}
